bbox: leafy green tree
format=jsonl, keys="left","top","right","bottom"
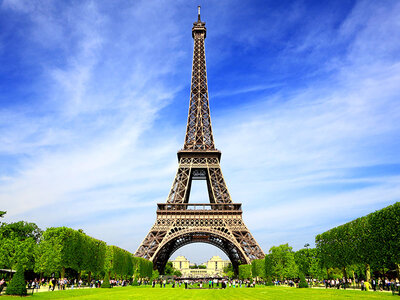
{"left": 265, "top": 254, "right": 273, "bottom": 285}
{"left": 294, "top": 249, "right": 309, "bottom": 276}
{"left": 151, "top": 269, "right": 159, "bottom": 280}
{"left": 173, "top": 270, "right": 182, "bottom": 277}
{"left": 0, "top": 211, "right": 6, "bottom": 218}
{"left": 251, "top": 259, "right": 266, "bottom": 279}
{"left": 269, "top": 243, "right": 298, "bottom": 280}
{"left": 238, "top": 264, "right": 252, "bottom": 280}
{"left": 164, "top": 261, "right": 174, "bottom": 275}
{"left": 0, "top": 221, "right": 41, "bottom": 270}
{"left": 223, "top": 263, "right": 235, "bottom": 278}
{"left": 316, "top": 202, "right": 400, "bottom": 281}
{"left": 5, "top": 264, "right": 27, "bottom": 296}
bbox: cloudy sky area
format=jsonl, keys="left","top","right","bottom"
{"left": 1, "top": 0, "right": 400, "bottom": 263}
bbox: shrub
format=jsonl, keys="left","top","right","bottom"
{"left": 298, "top": 272, "right": 308, "bottom": 288}
{"left": 266, "top": 276, "right": 274, "bottom": 286}
{"left": 5, "top": 264, "right": 27, "bottom": 296}
{"left": 101, "top": 272, "right": 111, "bottom": 288}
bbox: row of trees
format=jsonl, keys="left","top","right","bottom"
{"left": 237, "top": 202, "right": 400, "bottom": 282}
{"left": 237, "top": 243, "right": 325, "bottom": 282}
{"left": 316, "top": 202, "right": 400, "bottom": 281}
{"left": 0, "top": 221, "right": 153, "bottom": 280}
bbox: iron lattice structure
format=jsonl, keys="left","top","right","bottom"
{"left": 135, "top": 8, "right": 264, "bottom": 273}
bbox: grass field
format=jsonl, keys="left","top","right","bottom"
{"left": 2, "top": 285, "right": 396, "bottom": 300}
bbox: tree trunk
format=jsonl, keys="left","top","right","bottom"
{"left": 342, "top": 266, "right": 347, "bottom": 280}
{"left": 61, "top": 266, "right": 66, "bottom": 279}
{"left": 78, "top": 271, "right": 81, "bottom": 281}
{"left": 88, "top": 271, "right": 92, "bottom": 283}
{"left": 396, "top": 264, "right": 400, "bottom": 279}
{"left": 365, "top": 264, "right": 370, "bottom": 282}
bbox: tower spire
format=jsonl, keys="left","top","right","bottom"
{"left": 184, "top": 7, "right": 213, "bottom": 150}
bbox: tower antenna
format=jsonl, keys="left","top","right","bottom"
{"left": 198, "top": 5, "right": 201, "bottom": 22}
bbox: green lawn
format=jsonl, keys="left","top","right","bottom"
{"left": 2, "top": 286, "right": 396, "bottom": 300}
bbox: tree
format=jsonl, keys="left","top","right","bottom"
{"left": 0, "top": 221, "right": 42, "bottom": 270}
{"left": 0, "top": 211, "right": 6, "bottom": 218}
{"left": 151, "top": 269, "right": 160, "bottom": 280}
{"left": 164, "top": 262, "right": 174, "bottom": 275}
{"left": 5, "top": 264, "right": 27, "bottom": 296}
{"left": 294, "top": 249, "right": 309, "bottom": 276}
{"left": 252, "top": 259, "right": 266, "bottom": 279}
{"left": 223, "top": 263, "right": 235, "bottom": 278}
{"left": 316, "top": 202, "right": 400, "bottom": 281}
{"left": 239, "top": 264, "right": 252, "bottom": 280}
{"left": 173, "top": 270, "right": 182, "bottom": 277}
{"left": 265, "top": 254, "right": 273, "bottom": 285}
{"left": 268, "top": 244, "right": 298, "bottom": 280}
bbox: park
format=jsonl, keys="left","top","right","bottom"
{"left": 1, "top": 1, "right": 400, "bottom": 299}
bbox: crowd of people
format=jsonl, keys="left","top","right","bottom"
{"left": 1, "top": 274, "right": 400, "bottom": 295}
{"left": 0, "top": 277, "right": 134, "bottom": 294}
{"left": 150, "top": 278, "right": 257, "bottom": 289}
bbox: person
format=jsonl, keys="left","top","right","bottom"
{"left": 371, "top": 278, "right": 376, "bottom": 291}
{"left": 0, "top": 279, "right": 5, "bottom": 294}
{"left": 391, "top": 279, "right": 397, "bottom": 295}
{"left": 365, "top": 280, "right": 370, "bottom": 292}
{"left": 52, "top": 278, "right": 56, "bottom": 291}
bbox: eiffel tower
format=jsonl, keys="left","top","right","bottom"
{"left": 135, "top": 7, "right": 264, "bottom": 273}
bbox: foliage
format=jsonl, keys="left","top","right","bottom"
{"left": 5, "top": 264, "right": 27, "bottom": 296}
{"left": 223, "top": 263, "right": 235, "bottom": 278}
{"left": 251, "top": 259, "right": 266, "bottom": 279}
{"left": 173, "top": 269, "right": 182, "bottom": 277}
{"left": 238, "top": 264, "right": 252, "bottom": 280}
{"left": 294, "top": 247, "right": 325, "bottom": 279}
{"left": 163, "top": 261, "right": 182, "bottom": 276}
{"left": 0, "top": 211, "right": 6, "bottom": 218}
{"left": 151, "top": 269, "right": 159, "bottom": 280}
{"left": 34, "top": 227, "right": 152, "bottom": 279}
{"left": 101, "top": 272, "right": 111, "bottom": 288}
{"left": 298, "top": 272, "right": 308, "bottom": 288}
{"left": 0, "top": 221, "right": 42, "bottom": 270}
{"left": 105, "top": 245, "right": 152, "bottom": 279}
{"left": 264, "top": 254, "right": 273, "bottom": 284}
{"left": 316, "top": 202, "right": 400, "bottom": 278}
{"left": 189, "top": 264, "right": 206, "bottom": 269}
{"left": 35, "top": 227, "right": 107, "bottom": 276}
{"left": 268, "top": 243, "right": 298, "bottom": 280}
{"left": 164, "top": 262, "right": 174, "bottom": 275}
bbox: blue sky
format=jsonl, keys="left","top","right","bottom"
{"left": 1, "top": 0, "right": 400, "bottom": 264}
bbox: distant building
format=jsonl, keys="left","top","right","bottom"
{"left": 170, "top": 255, "right": 230, "bottom": 278}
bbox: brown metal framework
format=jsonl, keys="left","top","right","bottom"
{"left": 135, "top": 7, "right": 264, "bottom": 273}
